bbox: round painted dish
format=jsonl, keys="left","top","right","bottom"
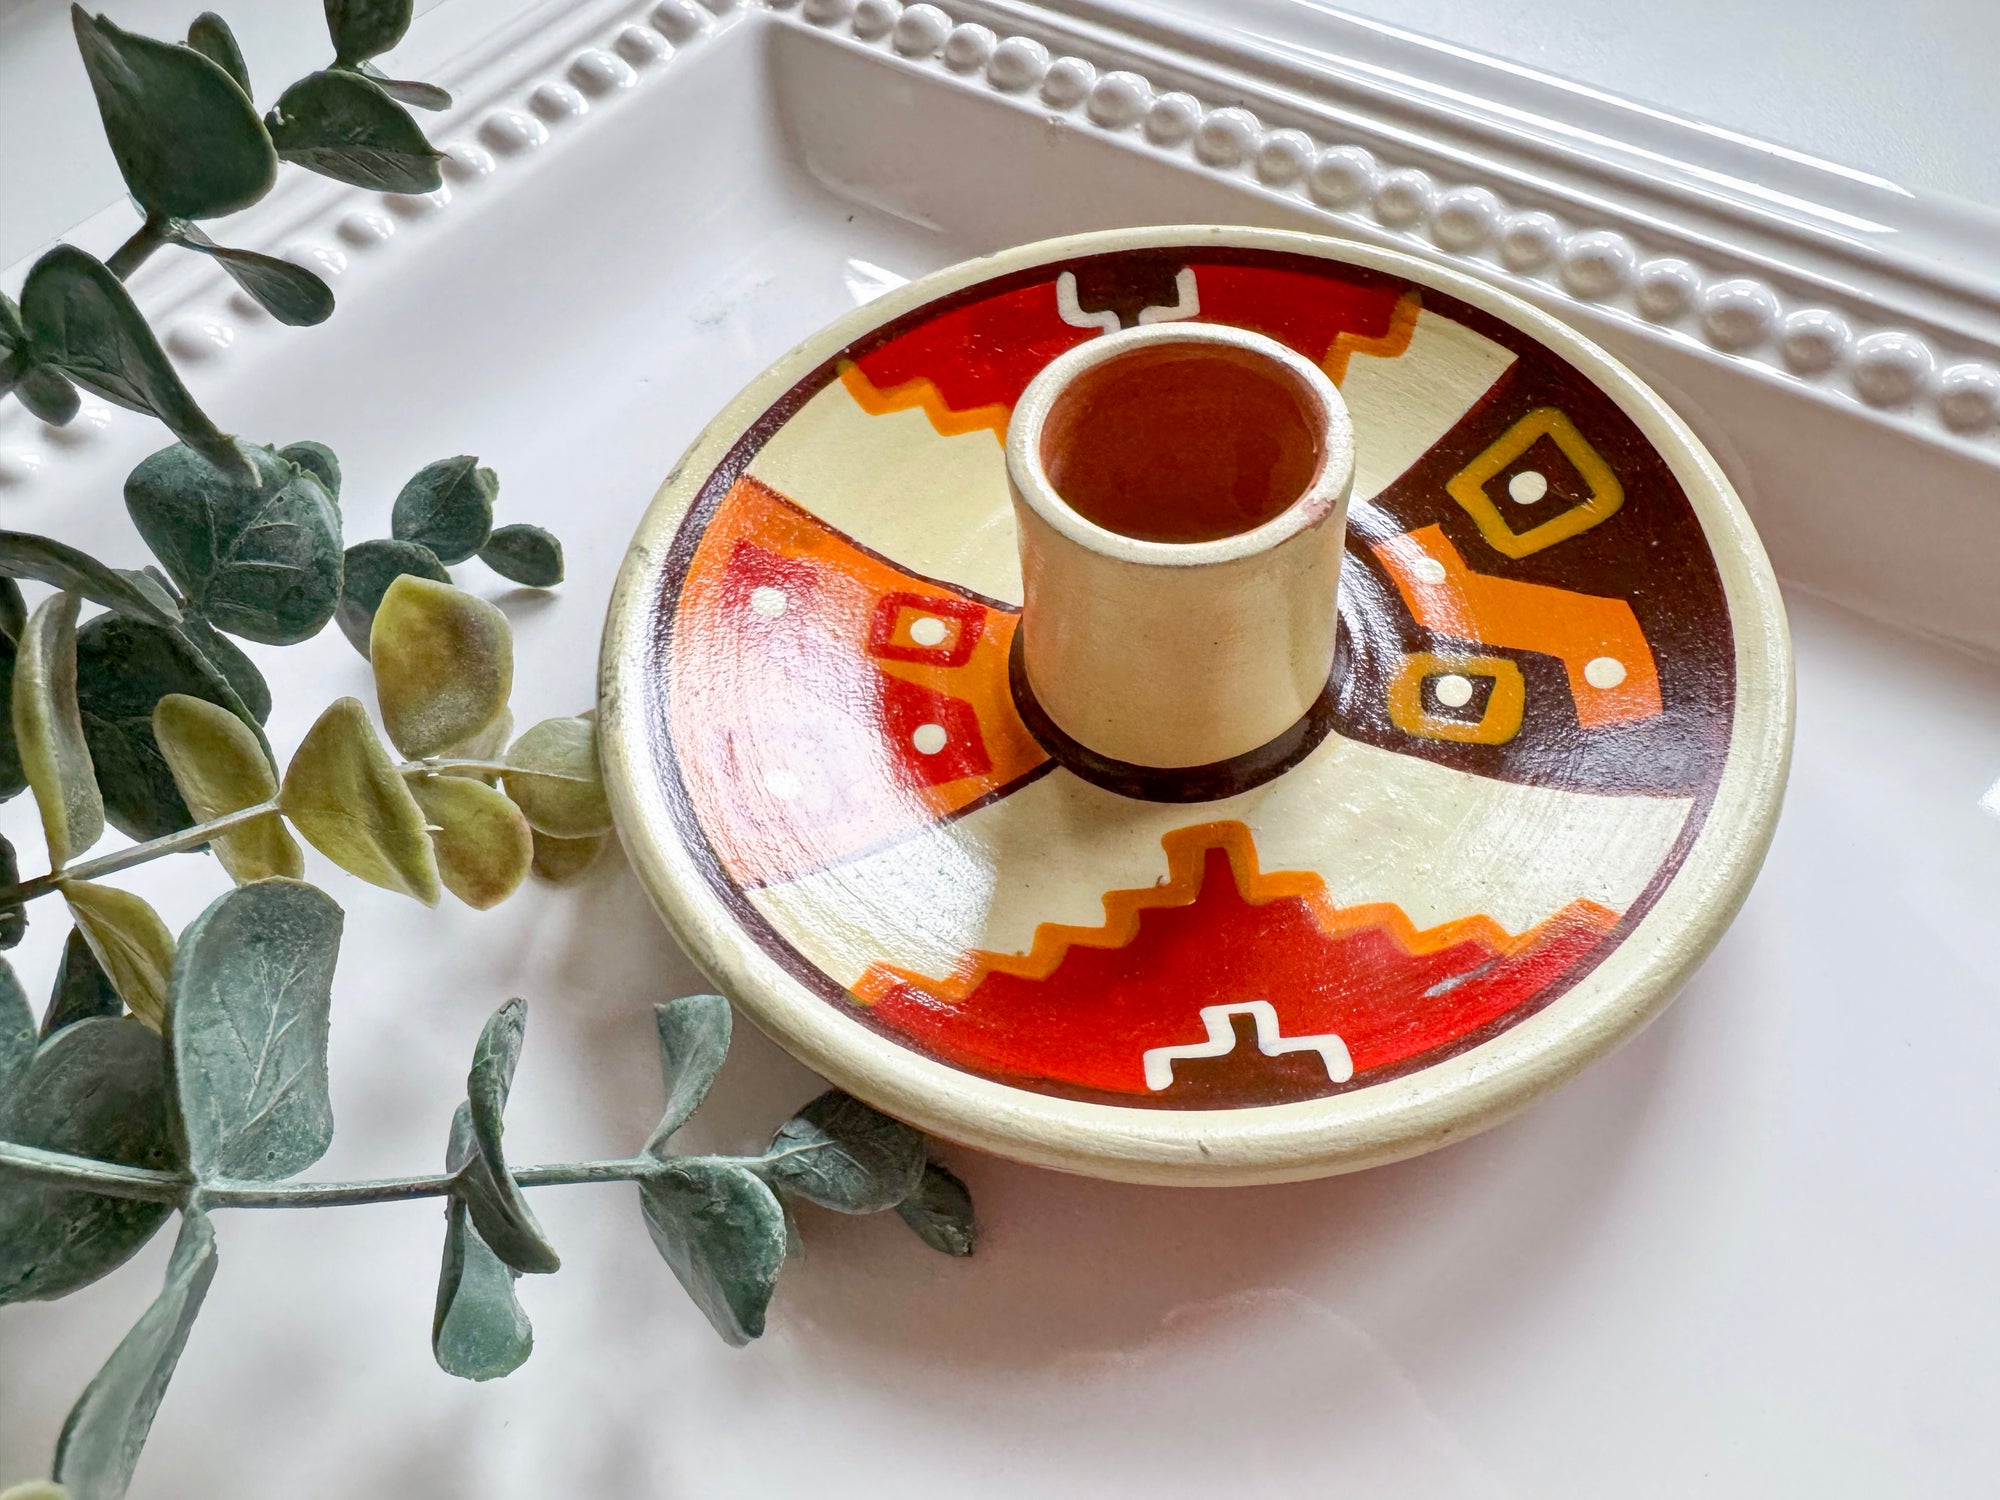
{"left": 601, "top": 226, "right": 1792, "bottom": 1185}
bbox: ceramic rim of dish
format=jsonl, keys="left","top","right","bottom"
{"left": 600, "top": 225, "right": 1794, "bottom": 1186}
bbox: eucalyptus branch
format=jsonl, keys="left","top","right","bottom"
{"left": 102, "top": 215, "right": 171, "bottom": 280}
{"left": 0, "top": 1140, "right": 189, "bottom": 1204}
{"left": 0, "top": 802, "right": 275, "bottom": 907}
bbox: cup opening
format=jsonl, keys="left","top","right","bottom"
{"left": 1036, "top": 340, "right": 1326, "bottom": 545}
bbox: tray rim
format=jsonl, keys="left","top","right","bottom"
{"left": 599, "top": 223, "right": 1796, "bottom": 1186}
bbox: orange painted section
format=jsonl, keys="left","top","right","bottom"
{"left": 1322, "top": 291, "right": 1423, "bottom": 383}
{"left": 1373, "top": 525, "right": 1663, "bottom": 727}
{"left": 839, "top": 362, "right": 1012, "bottom": 441}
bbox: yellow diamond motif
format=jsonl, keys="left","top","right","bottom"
{"left": 1446, "top": 407, "right": 1624, "bottom": 559}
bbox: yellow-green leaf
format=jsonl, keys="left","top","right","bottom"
{"left": 409, "top": 774, "right": 532, "bottom": 910}
{"left": 62, "top": 881, "right": 175, "bottom": 1032}
{"left": 530, "top": 830, "right": 607, "bottom": 884}
{"left": 279, "top": 698, "right": 439, "bottom": 904}
{"left": 370, "top": 576, "right": 512, "bottom": 758}
{"left": 153, "top": 693, "right": 302, "bottom": 883}
{"left": 502, "top": 716, "right": 610, "bottom": 838}
{"left": 13, "top": 592, "right": 104, "bottom": 868}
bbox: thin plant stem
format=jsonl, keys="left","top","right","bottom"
{"left": 0, "top": 801, "right": 277, "bottom": 908}
{"left": 0, "top": 1141, "right": 190, "bottom": 1204}
{"left": 105, "top": 214, "right": 173, "bottom": 280}
{"left": 402, "top": 759, "right": 594, "bottom": 784}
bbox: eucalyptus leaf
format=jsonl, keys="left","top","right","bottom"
{"left": 637, "top": 1159, "right": 787, "bottom": 1347}
{"left": 172, "top": 613, "right": 270, "bottom": 725}
{"left": 168, "top": 223, "right": 334, "bottom": 328}
{"left": 0, "top": 532, "right": 181, "bottom": 628}
{"left": 478, "top": 524, "right": 563, "bottom": 588}
{"left": 44, "top": 928, "right": 123, "bottom": 1038}
{"left": 0, "top": 958, "right": 33, "bottom": 1097}
{"left": 125, "top": 439, "right": 342, "bottom": 646}
{"left": 408, "top": 774, "right": 531, "bottom": 910}
{"left": 644, "top": 995, "right": 730, "bottom": 1156}
{"left": 325, "top": 0, "right": 414, "bottom": 65}
{"left": 186, "top": 12, "right": 250, "bottom": 97}
{"left": 460, "top": 998, "right": 560, "bottom": 1274}
{"left": 71, "top": 8, "right": 275, "bottom": 220}
{"left": 502, "top": 717, "right": 609, "bottom": 839}
{"left": 0, "top": 576, "right": 24, "bottom": 644}
{"left": 15, "top": 592, "right": 106, "bottom": 868}
{"left": 760, "top": 1091, "right": 926, "bottom": 1214}
{"left": 0, "top": 836, "right": 23, "bottom": 951}
{"left": 434, "top": 1105, "right": 533, "bottom": 1381}
{"left": 76, "top": 614, "right": 259, "bottom": 842}
{"left": 353, "top": 63, "right": 451, "bottom": 111}
{"left": 52, "top": 1209, "right": 217, "bottom": 1500}
{"left": 370, "top": 576, "right": 512, "bottom": 758}
{"left": 0, "top": 1016, "right": 175, "bottom": 1306}
{"left": 153, "top": 694, "right": 300, "bottom": 883}
{"left": 529, "top": 829, "right": 605, "bottom": 884}
{"left": 0, "top": 292, "right": 22, "bottom": 357}
{"left": 62, "top": 882, "right": 174, "bottom": 1034}
{"left": 441, "top": 705, "right": 511, "bottom": 767}
{"left": 170, "top": 879, "right": 342, "bottom": 1181}
{"left": 278, "top": 440, "right": 340, "bottom": 500}
{"left": 266, "top": 69, "right": 443, "bottom": 194}
{"left": 0, "top": 1479, "right": 70, "bottom": 1500}
{"left": 390, "top": 456, "right": 495, "bottom": 564}
{"left": 894, "top": 1161, "right": 977, "bottom": 1257}
{"left": 0, "top": 593, "right": 23, "bottom": 802}
{"left": 17, "top": 365, "right": 82, "bottom": 427}
{"left": 278, "top": 698, "right": 439, "bottom": 903}
{"left": 335, "top": 538, "right": 446, "bottom": 656}
{"left": 19, "top": 247, "right": 246, "bottom": 482}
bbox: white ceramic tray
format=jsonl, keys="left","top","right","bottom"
{"left": 1, "top": 1, "right": 1995, "bottom": 1493}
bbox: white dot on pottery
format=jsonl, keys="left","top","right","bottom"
{"left": 750, "top": 586, "right": 788, "bottom": 618}
{"left": 1508, "top": 470, "right": 1548, "bottom": 504}
{"left": 1433, "top": 674, "right": 1475, "bottom": 709}
{"left": 1585, "top": 656, "right": 1627, "bottom": 689}
{"left": 909, "top": 615, "right": 948, "bottom": 646}
{"left": 763, "top": 768, "right": 802, "bottom": 799}
{"left": 911, "top": 723, "right": 948, "bottom": 755}
{"left": 1411, "top": 557, "right": 1447, "bottom": 585}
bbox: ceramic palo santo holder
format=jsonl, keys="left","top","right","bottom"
{"left": 601, "top": 226, "right": 1793, "bottom": 1186}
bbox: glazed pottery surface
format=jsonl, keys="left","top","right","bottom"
{"left": 601, "top": 225, "right": 1793, "bottom": 1185}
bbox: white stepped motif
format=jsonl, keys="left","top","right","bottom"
{"left": 1141, "top": 1002, "right": 1354, "bottom": 1091}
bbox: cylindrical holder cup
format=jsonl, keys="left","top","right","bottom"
{"left": 1005, "top": 322, "right": 1356, "bottom": 770}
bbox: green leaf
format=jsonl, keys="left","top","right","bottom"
{"left": 172, "top": 613, "right": 270, "bottom": 725}
{"left": 325, "top": 0, "right": 413, "bottom": 65}
{"left": 266, "top": 69, "right": 443, "bottom": 193}
{"left": 637, "top": 1160, "right": 787, "bottom": 1346}
{"left": 390, "top": 457, "right": 495, "bottom": 565}
{"left": 335, "top": 538, "right": 446, "bottom": 656}
{"left": 53, "top": 1209, "right": 217, "bottom": 1500}
{"left": 0, "top": 590, "right": 24, "bottom": 802}
{"left": 278, "top": 441, "right": 340, "bottom": 501}
{"left": 370, "top": 576, "right": 513, "bottom": 758}
{"left": 0, "top": 958, "right": 33, "bottom": 1097}
{"left": 529, "top": 829, "right": 605, "bottom": 885}
{"left": 186, "top": 12, "right": 250, "bottom": 97}
{"left": 441, "top": 704, "right": 511, "bottom": 766}
{"left": 408, "top": 774, "right": 531, "bottom": 910}
{"left": 154, "top": 695, "right": 300, "bottom": 882}
{"left": 17, "top": 365, "right": 82, "bottom": 427}
{"left": 644, "top": 995, "right": 730, "bottom": 1155}
{"left": 459, "top": 999, "right": 560, "bottom": 1274}
{"left": 44, "top": 927, "right": 123, "bottom": 1038}
{"left": 0, "top": 836, "right": 24, "bottom": 951}
{"left": 62, "top": 882, "right": 174, "bottom": 1034}
{"left": 0, "top": 292, "right": 23, "bottom": 357}
{"left": 352, "top": 63, "right": 450, "bottom": 111}
{"left": 125, "top": 439, "right": 342, "bottom": 646}
{"left": 279, "top": 698, "right": 438, "bottom": 903}
{"left": 760, "top": 1091, "right": 926, "bottom": 1214}
{"left": 895, "top": 1161, "right": 977, "bottom": 1257}
{"left": 76, "top": 614, "right": 260, "bottom": 842}
{"left": 15, "top": 592, "right": 105, "bottom": 868}
{"left": 0, "top": 1479, "right": 71, "bottom": 1500}
{"left": 434, "top": 1105, "right": 533, "bottom": 1381}
{"left": 71, "top": 7, "right": 275, "bottom": 220}
{"left": 169, "top": 879, "right": 342, "bottom": 1181}
{"left": 168, "top": 223, "right": 334, "bottom": 328}
{"left": 502, "top": 717, "right": 610, "bottom": 839}
{"left": 19, "top": 247, "right": 246, "bottom": 482}
{"left": 0, "top": 1016, "right": 175, "bottom": 1305}
{"left": 0, "top": 532, "right": 181, "bottom": 628}
{"left": 0, "top": 576, "right": 25, "bottom": 644}
{"left": 479, "top": 524, "right": 563, "bottom": 588}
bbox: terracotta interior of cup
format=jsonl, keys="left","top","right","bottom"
{"left": 1036, "top": 340, "right": 1326, "bottom": 545}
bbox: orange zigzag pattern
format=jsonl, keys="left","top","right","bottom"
{"left": 839, "top": 362, "right": 1011, "bottom": 439}
{"left": 1322, "top": 290, "right": 1423, "bottom": 383}
{"left": 851, "top": 820, "right": 1619, "bottom": 1006}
